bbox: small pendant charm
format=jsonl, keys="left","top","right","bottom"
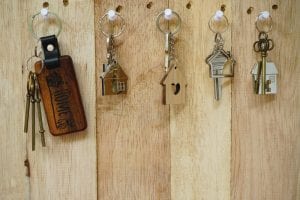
{"left": 161, "top": 65, "right": 187, "bottom": 105}
{"left": 99, "top": 11, "right": 128, "bottom": 96}
{"left": 100, "top": 62, "right": 128, "bottom": 95}
{"left": 156, "top": 9, "right": 186, "bottom": 105}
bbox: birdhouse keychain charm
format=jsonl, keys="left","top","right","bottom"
{"left": 26, "top": 8, "right": 87, "bottom": 137}
{"left": 252, "top": 11, "right": 278, "bottom": 95}
{"left": 157, "top": 9, "right": 187, "bottom": 104}
{"left": 99, "top": 10, "right": 128, "bottom": 95}
{"left": 206, "top": 10, "right": 235, "bottom": 101}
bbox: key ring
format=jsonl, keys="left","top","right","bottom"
{"left": 29, "top": 8, "right": 62, "bottom": 40}
{"left": 208, "top": 10, "right": 229, "bottom": 33}
{"left": 255, "top": 11, "right": 273, "bottom": 33}
{"left": 99, "top": 10, "right": 125, "bottom": 37}
{"left": 26, "top": 45, "right": 45, "bottom": 74}
{"left": 156, "top": 9, "right": 181, "bottom": 35}
{"left": 26, "top": 55, "right": 45, "bottom": 74}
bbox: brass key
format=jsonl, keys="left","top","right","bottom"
{"left": 34, "top": 74, "right": 46, "bottom": 147}
{"left": 24, "top": 72, "right": 33, "bottom": 133}
{"left": 253, "top": 32, "right": 274, "bottom": 95}
{"left": 30, "top": 78, "right": 36, "bottom": 151}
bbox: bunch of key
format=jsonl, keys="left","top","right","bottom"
{"left": 24, "top": 71, "right": 46, "bottom": 151}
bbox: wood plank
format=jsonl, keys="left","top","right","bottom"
{"left": 21, "top": 1, "right": 97, "bottom": 199}
{"left": 231, "top": 0, "right": 300, "bottom": 199}
{"left": 0, "top": 1, "right": 26, "bottom": 199}
{"left": 95, "top": 1, "right": 170, "bottom": 199}
{"left": 169, "top": 1, "right": 231, "bottom": 199}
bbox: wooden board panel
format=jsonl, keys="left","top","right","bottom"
{"left": 231, "top": 0, "right": 300, "bottom": 199}
{"left": 0, "top": 1, "right": 27, "bottom": 199}
{"left": 0, "top": 0, "right": 97, "bottom": 199}
{"left": 29, "top": 1, "right": 97, "bottom": 199}
{"left": 95, "top": 1, "right": 171, "bottom": 199}
{"left": 169, "top": 1, "right": 231, "bottom": 199}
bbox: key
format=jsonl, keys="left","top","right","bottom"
{"left": 253, "top": 32, "right": 274, "bottom": 95}
{"left": 254, "top": 61, "right": 262, "bottom": 94}
{"left": 30, "top": 79, "right": 36, "bottom": 151}
{"left": 34, "top": 74, "right": 46, "bottom": 147}
{"left": 213, "top": 77, "right": 222, "bottom": 101}
{"left": 24, "top": 72, "right": 33, "bottom": 133}
{"left": 261, "top": 53, "right": 267, "bottom": 94}
{"left": 206, "top": 33, "right": 235, "bottom": 101}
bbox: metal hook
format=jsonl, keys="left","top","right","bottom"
{"left": 255, "top": 11, "right": 273, "bottom": 33}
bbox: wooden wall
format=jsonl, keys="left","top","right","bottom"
{"left": 231, "top": 0, "right": 300, "bottom": 200}
{"left": 0, "top": 0, "right": 299, "bottom": 200}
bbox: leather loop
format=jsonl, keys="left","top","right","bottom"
{"left": 40, "top": 35, "right": 61, "bottom": 69}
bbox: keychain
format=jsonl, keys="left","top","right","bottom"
{"left": 99, "top": 10, "right": 128, "bottom": 95}
{"left": 156, "top": 9, "right": 187, "bottom": 105}
{"left": 24, "top": 51, "right": 46, "bottom": 151}
{"left": 206, "top": 10, "right": 235, "bottom": 101}
{"left": 25, "top": 8, "right": 87, "bottom": 139}
{"left": 251, "top": 11, "right": 278, "bottom": 95}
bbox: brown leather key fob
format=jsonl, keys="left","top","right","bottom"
{"left": 35, "top": 35, "right": 87, "bottom": 136}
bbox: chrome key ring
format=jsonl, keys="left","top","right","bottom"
{"left": 99, "top": 12, "right": 126, "bottom": 37}
{"left": 156, "top": 10, "right": 181, "bottom": 35}
{"left": 29, "top": 10, "right": 62, "bottom": 40}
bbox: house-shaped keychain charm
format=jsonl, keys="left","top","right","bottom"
{"left": 251, "top": 61, "right": 278, "bottom": 94}
{"left": 206, "top": 49, "right": 234, "bottom": 78}
{"left": 161, "top": 65, "right": 187, "bottom": 104}
{"left": 100, "top": 63, "right": 128, "bottom": 96}
{"left": 206, "top": 48, "right": 235, "bottom": 100}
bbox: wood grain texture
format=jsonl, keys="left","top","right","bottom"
{"left": 0, "top": 0, "right": 96, "bottom": 199}
{"left": 231, "top": 0, "right": 300, "bottom": 199}
{"left": 95, "top": 1, "right": 170, "bottom": 199}
{"left": 0, "top": 1, "right": 27, "bottom": 199}
{"left": 169, "top": 1, "right": 231, "bottom": 199}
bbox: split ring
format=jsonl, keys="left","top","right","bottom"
{"left": 99, "top": 12, "right": 126, "bottom": 37}
{"left": 26, "top": 55, "right": 44, "bottom": 74}
{"left": 29, "top": 11, "right": 62, "bottom": 39}
{"left": 156, "top": 10, "right": 181, "bottom": 35}
{"left": 208, "top": 14, "right": 229, "bottom": 33}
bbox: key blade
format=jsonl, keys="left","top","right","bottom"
{"left": 214, "top": 78, "right": 222, "bottom": 101}
{"left": 31, "top": 98, "right": 35, "bottom": 151}
{"left": 24, "top": 94, "right": 30, "bottom": 133}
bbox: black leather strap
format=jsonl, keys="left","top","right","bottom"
{"left": 40, "top": 35, "right": 61, "bottom": 69}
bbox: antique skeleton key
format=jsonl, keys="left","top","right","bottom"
{"left": 24, "top": 72, "right": 34, "bottom": 133}
{"left": 31, "top": 84, "right": 36, "bottom": 151}
{"left": 23, "top": 71, "right": 37, "bottom": 150}
{"left": 34, "top": 73, "right": 46, "bottom": 147}
{"left": 206, "top": 33, "right": 235, "bottom": 100}
{"left": 252, "top": 32, "right": 277, "bottom": 95}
